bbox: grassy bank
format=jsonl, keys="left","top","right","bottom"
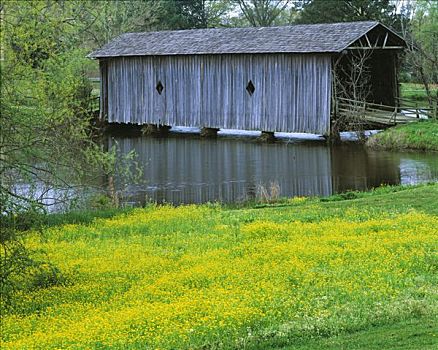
{"left": 366, "top": 120, "right": 438, "bottom": 151}
{"left": 2, "top": 184, "right": 438, "bottom": 349}
{"left": 279, "top": 317, "right": 438, "bottom": 350}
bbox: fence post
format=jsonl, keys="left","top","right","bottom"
{"left": 432, "top": 102, "right": 435, "bottom": 119}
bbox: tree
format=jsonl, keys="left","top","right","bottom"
{"left": 1, "top": 1, "right": 102, "bottom": 209}
{"left": 1, "top": 0, "right": 162, "bottom": 209}
{"left": 74, "top": 0, "right": 165, "bottom": 47}
{"left": 159, "top": 0, "right": 233, "bottom": 29}
{"left": 401, "top": 0, "right": 438, "bottom": 114}
{"left": 297, "top": 0, "right": 402, "bottom": 30}
{"left": 234, "top": 0, "right": 294, "bottom": 26}
{"left": 331, "top": 49, "right": 374, "bottom": 140}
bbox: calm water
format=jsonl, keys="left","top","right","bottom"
{"left": 110, "top": 131, "right": 438, "bottom": 205}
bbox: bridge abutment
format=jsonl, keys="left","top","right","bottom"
{"left": 142, "top": 124, "right": 171, "bottom": 136}
{"left": 259, "top": 131, "right": 276, "bottom": 142}
{"left": 200, "top": 127, "right": 219, "bottom": 138}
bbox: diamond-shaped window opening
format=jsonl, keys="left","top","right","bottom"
{"left": 156, "top": 81, "right": 164, "bottom": 95}
{"left": 246, "top": 80, "right": 255, "bottom": 96}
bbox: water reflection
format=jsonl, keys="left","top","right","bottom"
{"left": 110, "top": 134, "right": 438, "bottom": 205}
{"left": 11, "top": 182, "right": 77, "bottom": 212}
{"left": 399, "top": 158, "right": 437, "bottom": 185}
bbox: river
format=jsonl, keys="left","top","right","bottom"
{"left": 108, "top": 129, "right": 438, "bottom": 206}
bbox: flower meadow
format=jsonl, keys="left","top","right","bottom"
{"left": 2, "top": 195, "right": 438, "bottom": 349}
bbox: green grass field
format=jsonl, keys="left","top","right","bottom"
{"left": 2, "top": 184, "right": 438, "bottom": 349}
{"left": 400, "top": 83, "right": 438, "bottom": 107}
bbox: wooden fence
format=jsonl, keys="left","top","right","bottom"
{"left": 335, "top": 97, "right": 435, "bottom": 127}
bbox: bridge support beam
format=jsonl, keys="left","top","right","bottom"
{"left": 142, "top": 124, "right": 171, "bottom": 136}
{"left": 105, "top": 123, "right": 143, "bottom": 137}
{"left": 259, "top": 131, "right": 276, "bottom": 142}
{"left": 200, "top": 127, "right": 219, "bottom": 138}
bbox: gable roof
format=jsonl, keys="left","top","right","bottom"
{"left": 89, "top": 21, "right": 404, "bottom": 58}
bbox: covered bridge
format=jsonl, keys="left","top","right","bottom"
{"left": 89, "top": 21, "right": 406, "bottom": 135}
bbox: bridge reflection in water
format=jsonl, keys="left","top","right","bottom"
{"left": 109, "top": 134, "right": 438, "bottom": 205}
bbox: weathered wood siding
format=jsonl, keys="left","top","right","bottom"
{"left": 104, "top": 53, "right": 331, "bottom": 134}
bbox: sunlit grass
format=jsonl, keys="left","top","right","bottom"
{"left": 400, "top": 82, "right": 438, "bottom": 107}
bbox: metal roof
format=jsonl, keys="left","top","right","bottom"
{"left": 89, "top": 21, "right": 404, "bottom": 58}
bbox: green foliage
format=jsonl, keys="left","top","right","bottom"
{"left": 28, "top": 262, "right": 67, "bottom": 291}
{"left": 45, "top": 207, "right": 134, "bottom": 227}
{"left": 403, "top": 1, "right": 438, "bottom": 109}
{"left": 87, "top": 194, "right": 115, "bottom": 211}
{"left": 320, "top": 191, "right": 359, "bottom": 202}
{"left": 0, "top": 0, "right": 119, "bottom": 309}
{"left": 1, "top": 1, "right": 102, "bottom": 211}
{"left": 159, "top": 0, "right": 208, "bottom": 29}
{"left": 153, "top": 0, "right": 237, "bottom": 30}
{"left": 410, "top": 0, "right": 438, "bottom": 81}
{"left": 0, "top": 0, "right": 152, "bottom": 211}
{"left": 297, "top": 0, "right": 402, "bottom": 29}
{"left": 233, "top": 0, "right": 297, "bottom": 27}
{"left": 0, "top": 205, "right": 52, "bottom": 310}
{"left": 0, "top": 236, "right": 35, "bottom": 310}
{"left": 72, "top": 0, "right": 165, "bottom": 46}
{"left": 68, "top": 0, "right": 233, "bottom": 47}
{"left": 84, "top": 141, "right": 144, "bottom": 207}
